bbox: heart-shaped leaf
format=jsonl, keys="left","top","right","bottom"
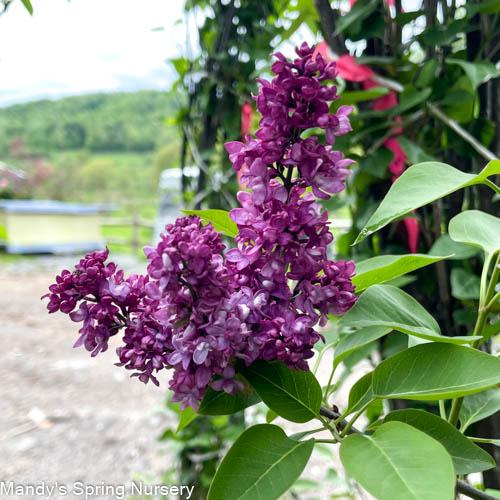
{"left": 199, "top": 378, "right": 261, "bottom": 416}
{"left": 384, "top": 409, "right": 495, "bottom": 474}
{"left": 373, "top": 343, "right": 500, "bottom": 400}
{"left": 449, "top": 210, "right": 500, "bottom": 257}
{"left": 334, "top": 326, "right": 391, "bottom": 370}
{"left": 353, "top": 253, "right": 451, "bottom": 292}
{"left": 241, "top": 361, "right": 322, "bottom": 423}
{"left": 429, "top": 234, "right": 480, "bottom": 260}
{"left": 208, "top": 424, "right": 314, "bottom": 500}
{"left": 354, "top": 160, "right": 500, "bottom": 244}
{"left": 340, "top": 422, "right": 455, "bottom": 500}
{"left": 338, "top": 284, "right": 475, "bottom": 344}
{"left": 345, "top": 371, "right": 375, "bottom": 415}
{"left": 450, "top": 268, "right": 481, "bottom": 300}
{"left": 460, "top": 388, "right": 500, "bottom": 432}
{"left": 181, "top": 209, "right": 238, "bottom": 237}
{"left": 176, "top": 407, "right": 197, "bottom": 433}
{"left": 447, "top": 58, "right": 500, "bottom": 89}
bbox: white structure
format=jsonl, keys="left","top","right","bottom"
{"left": 154, "top": 166, "right": 200, "bottom": 242}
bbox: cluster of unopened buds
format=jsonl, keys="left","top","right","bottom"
{"left": 43, "top": 43, "right": 357, "bottom": 411}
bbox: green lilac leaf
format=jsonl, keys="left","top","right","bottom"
{"left": 266, "top": 409, "right": 278, "bottom": 423}
{"left": 334, "top": 326, "right": 391, "bottom": 370}
{"left": 346, "top": 371, "right": 375, "bottom": 415}
{"left": 339, "top": 87, "right": 389, "bottom": 105}
{"left": 466, "top": 0, "right": 500, "bottom": 15}
{"left": 429, "top": 234, "right": 480, "bottom": 260}
{"left": 447, "top": 58, "right": 500, "bottom": 89}
{"left": 449, "top": 210, "right": 500, "bottom": 257}
{"left": 334, "top": 0, "right": 377, "bottom": 35}
{"left": 181, "top": 209, "right": 238, "bottom": 237}
{"left": 460, "top": 388, "right": 500, "bottom": 432}
{"left": 21, "top": 0, "right": 33, "bottom": 14}
{"left": 384, "top": 409, "right": 495, "bottom": 474}
{"left": 450, "top": 268, "right": 481, "bottom": 300}
{"left": 198, "top": 378, "right": 260, "bottom": 416}
{"left": 207, "top": 424, "right": 314, "bottom": 500}
{"left": 373, "top": 343, "right": 500, "bottom": 400}
{"left": 340, "top": 422, "right": 455, "bottom": 500}
{"left": 398, "top": 136, "right": 436, "bottom": 163}
{"left": 354, "top": 160, "right": 500, "bottom": 244}
{"left": 338, "top": 284, "right": 475, "bottom": 344}
{"left": 176, "top": 406, "right": 197, "bottom": 433}
{"left": 241, "top": 361, "right": 322, "bottom": 423}
{"left": 352, "top": 253, "right": 451, "bottom": 292}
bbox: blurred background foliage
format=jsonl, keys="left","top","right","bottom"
{"left": 0, "top": 91, "right": 178, "bottom": 153}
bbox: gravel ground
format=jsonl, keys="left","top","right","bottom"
{"left": 0, "top": 256, "right": 373, "bottom": 500}
{"left": 0, "top": 257, "right": 176, "bottom": 500}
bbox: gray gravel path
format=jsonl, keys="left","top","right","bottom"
{"left": 0, "top": 257, "right": 175, "bottom": 499}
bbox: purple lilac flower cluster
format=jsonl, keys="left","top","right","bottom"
{"left": 44, "top": 43, "right": 357, "bottom": 410}
{"left": 226, "top": 42, "right": 354, "bottom": 203}
{"left": 137, "top": 216, "right": 251, "bottom": 407}
{"left": 43, "top": 248, "right": 147, "bottom": 357}
{"left": 223, "top": 42, "right": 357, "bottom": 368}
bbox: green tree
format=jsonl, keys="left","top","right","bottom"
{"left": 0, "top": 91, "right": 177, "bottom": 155}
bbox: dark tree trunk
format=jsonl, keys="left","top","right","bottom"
{"left": 194, "top": 1, "right": 236, "bottom": 204}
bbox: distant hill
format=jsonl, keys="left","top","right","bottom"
{"left": 0, "top": 90, "right": 178, "bottom": 155}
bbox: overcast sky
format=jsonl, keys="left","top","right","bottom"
{"left": 0, "top": 0, "right": 193, "bottom": 106}
{"left": 0, "top": 0, "right": 428, "bottom": 108}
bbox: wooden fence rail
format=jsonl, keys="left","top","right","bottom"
{"left": 101, "top": 215, "right": 351, "bottom": 256}
{"left": 101, "top": 213, "right": 155, "bottom": 255}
